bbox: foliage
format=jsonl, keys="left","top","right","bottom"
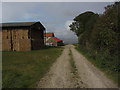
{"left": 70, "top": 2, "right": 120, "bottom": 85}
{"left": 75, "top": 46, "right": 119, "bottom": 85}
{"left": 69, "top": 11, "right": 99, "bottom": 36}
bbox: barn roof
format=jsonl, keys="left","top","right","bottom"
{"left": 0, "top": 21, "right": 45, "bottom": 30}
{"left": 44, "top": 32, "right": 54, "bottom": 37}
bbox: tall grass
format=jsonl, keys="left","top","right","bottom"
{"left": 75, "top": 44, "right": 119, "bottom": 86}
{"left": 2, "top": 47, "right": 63, "bottom": 88}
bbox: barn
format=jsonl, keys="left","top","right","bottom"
{"left": 0, "top": 21, "right": 45, "bottom": 51}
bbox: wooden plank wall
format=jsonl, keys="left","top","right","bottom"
{"left": 2, "top": 29, "right": 31, "bottom": 51}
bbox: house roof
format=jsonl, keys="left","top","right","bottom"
{"left": 0, "top": 21, "right": 45, "bottom": 30}
{"left": 52, "top": 37, "right": 62, "bottom": 42}
{"left": 44, "top": 33, "right": 54, "bottom": 37}
{"left": 47, "top": 37, "right": 62, "bottom": 43}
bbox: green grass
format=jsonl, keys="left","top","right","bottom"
{"left": 74, "top": 44, "right": 119, "bottom": 87}
{"left": 2, "top": 47, "right": 63, "bottom": 88}
{"left": 0, "top": 52, "right": 2, "bottom": 89}
{"left": 69, "top": 49, "right": 77, "bottom": 75}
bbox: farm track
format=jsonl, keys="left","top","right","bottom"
{"left": 37, "top": 45, "right": 118, "bottom": 88}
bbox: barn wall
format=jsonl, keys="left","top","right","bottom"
{"left": 30, "top": 24, "right": 44, "bottom": 50}
{"left": 18, "top": 39, "right": 31, "bottom": 51}
{"left": 11, "top": 29, "right": 31, "bottom": 51}
{"left": 31, "top": 39, "right": 44, "bottom": 50}
{"left": 2, "top": 30, "right": 11, "bottom": 51}
{"left": 2, "top": 28, "right": 31, "bottom": 51}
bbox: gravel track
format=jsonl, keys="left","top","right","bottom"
{"left": 37, "top": 45, "right": 118, "bottom": 88}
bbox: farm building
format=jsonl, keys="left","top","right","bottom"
{"left": 0, "top": 21, "right": 45, "bottom": 51}
{"left": 44, "top": 32, "right": 54, "bottom": 43}
{"left": 44, "top": 32, "right": 64, "bottom": 46}
{"left": 44, "top": 32, "right": 54, "bottom": 38}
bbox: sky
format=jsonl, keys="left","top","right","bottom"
{"left": 1, "top": 2, "right": 113, "bottom": 44}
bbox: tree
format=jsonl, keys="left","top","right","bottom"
{"left": 69, "top": 11, "right": 99, "bottom": 48}
{"left": 69, "top": 2, "right": 120, "bottom": 83}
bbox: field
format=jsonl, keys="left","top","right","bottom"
{"left": 0, "top": 52, "right": 2, "bottom": 89}
{"left": 2, "top": 47, "right": 63, "bottom": 88}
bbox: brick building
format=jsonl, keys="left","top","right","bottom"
{"left": 0, "top": 21, "right": 45, "bottom": 51}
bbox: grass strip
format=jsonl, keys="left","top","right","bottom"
{"left": 69, "top": 49, "right": 77, "bottom": 75}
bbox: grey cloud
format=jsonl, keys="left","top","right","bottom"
{"left": 2, "top": 2, "right": 113, "bottom": 43}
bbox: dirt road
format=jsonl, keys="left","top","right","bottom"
{"left": 37, "top": 45, "right": 118, "bottom": 88}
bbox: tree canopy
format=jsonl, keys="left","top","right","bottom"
{"left": 69, "top": 2, "right": 120, "bottom": 82}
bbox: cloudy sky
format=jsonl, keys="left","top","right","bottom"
{"left": 1, "top": 2, "right": 113, "bottom": 43}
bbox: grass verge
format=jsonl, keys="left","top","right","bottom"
{"left": 74, "top": 44, "right": 119, "bottom": 87}
{"left": 2, "top": 47, "right": 63, "bottom": 88}
{"left": 69, "top": 49, "right": 77, "bottom": 75}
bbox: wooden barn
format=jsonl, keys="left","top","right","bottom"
{"left": 0, "top": 21, "right": 45, "bottom": 51}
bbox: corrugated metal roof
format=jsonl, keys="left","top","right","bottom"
{"left": 0, "top": 21, "right": 39, "bottom": 27}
